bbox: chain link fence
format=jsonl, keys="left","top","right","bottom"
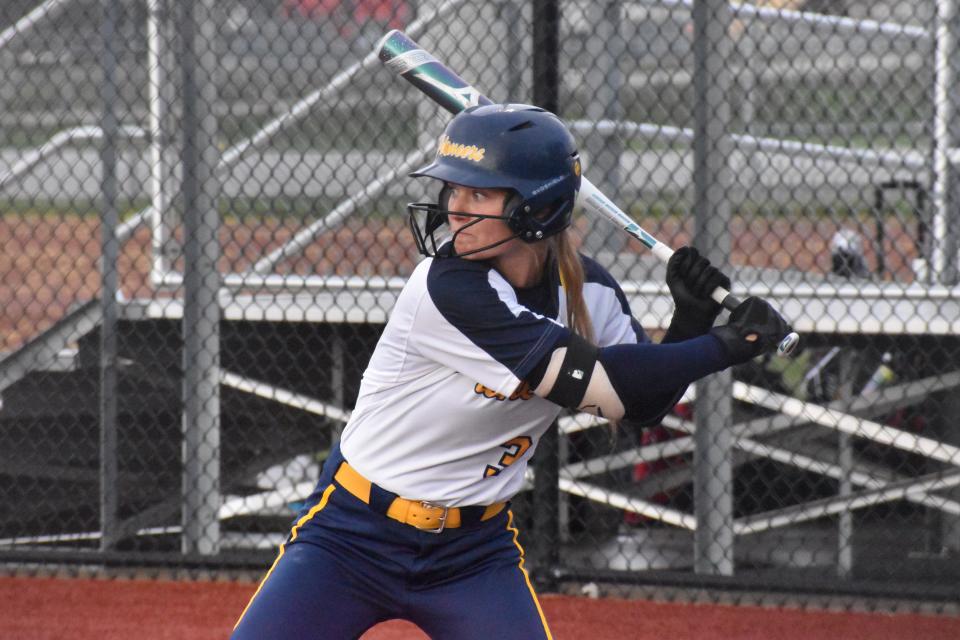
{"left": 2, "top": 0, "right": 959, "bottom": 602}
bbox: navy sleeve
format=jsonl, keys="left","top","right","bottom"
{"left": 426, "top": 258, "right": 569, "bottom": 383}
{"left": 598, "top": 334, "right": 730, "bottom": 424}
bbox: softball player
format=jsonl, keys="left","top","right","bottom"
{"left": 232, "top": 104, "right": 790, "bottom": 639}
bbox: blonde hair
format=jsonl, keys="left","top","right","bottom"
{"left": 551, "top": 230, "right": 595, "bottom": 344}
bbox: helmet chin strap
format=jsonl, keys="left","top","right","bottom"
{"left": 448, "top": 217, "right": 524, "bottom": 258}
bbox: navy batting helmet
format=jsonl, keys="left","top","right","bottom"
{"left": 407, "top": 103, "right": 582, "bottom": 257}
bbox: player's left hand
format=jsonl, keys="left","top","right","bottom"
{"left": 710, "top": 296, "right": 793, "bottom": 364}
{"left": 666, "top": 246, "right": 731, "bottom": 338}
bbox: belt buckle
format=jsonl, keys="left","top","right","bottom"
{"left": 419, "top": 501, "right": 449, "bottom": 534}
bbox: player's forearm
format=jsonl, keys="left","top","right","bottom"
{"left": 534, "top": 334, "right": 730, "bottom": 421}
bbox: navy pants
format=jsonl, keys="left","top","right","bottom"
{"left": 231, "top": 446, "right": 552, "bottom": 639}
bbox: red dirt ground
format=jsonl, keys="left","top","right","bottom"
{"left": 0, "top": 576, "right": 957, "bottom": 640}
{"left": 0, "top": 213, "right": 919, "bottom": 352}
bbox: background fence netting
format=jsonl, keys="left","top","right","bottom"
{"left": 1, "top": 0, "right": 959, "bottom": 602}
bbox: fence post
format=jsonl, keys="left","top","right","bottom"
{"left": 581, "top": 1, "right": 626, "bottom": 256}
{"left": 179, "top": 0, "right": 222, "bottom": 556}
{"left": 99, "top": 0, "right": 120, "bottom": 552}
{"left": 147, "top": 0, "right": 181, "bottom": 280}
{"left": 932, "top": 0, "right": 960, "bottom": 285}
{"left": 692, "top": 0, "right": 736, "bottom": 576}
{"left": 529, "top": 0, "right": 561, "bottom": 590}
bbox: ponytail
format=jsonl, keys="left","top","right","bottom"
{"left": 552, "top": 230, "right": 595, "bottom": 344}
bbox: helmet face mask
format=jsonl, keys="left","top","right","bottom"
{"left": 407, "top": 200, "right": 522, "bottom": 258}
{"left": 407, "top": 185, "right": 524, "bottom": 258}
{"left": 407, "top": 103, "right": 581, "bottom": 259}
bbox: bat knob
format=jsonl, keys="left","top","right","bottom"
{"left": 777, "top": 331, "right": 800, "bottom": 357}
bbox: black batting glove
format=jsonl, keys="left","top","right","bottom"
{"left": 665, "top": 246, "right": 731, "bottom": 340}
{"left": 710, "top": 297, "right": 792, "bottom": 365}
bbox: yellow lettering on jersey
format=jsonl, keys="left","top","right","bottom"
{"left": 474, "top": 382, "right": 506, "bottom": 401}
{"left": 499, "top": 436, "right": 533, "bottom": 468}
{"left": 474, "top": 381, "right": 533, "bottom": 402}
{"left": 437, "top": 134, "right": 486, "bottom": 163}
{"left": 508, "top": 381, "right": 534, "bottom": 401}
{"left": 482, "top": 435, "right": 533, "bottom": 479}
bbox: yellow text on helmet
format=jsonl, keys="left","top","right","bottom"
{"left": 437, "top": 135, "right": 486, "bottom": 163}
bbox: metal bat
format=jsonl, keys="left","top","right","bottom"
{"left": 376, "top": 30, "right": 800, "bottom": 357}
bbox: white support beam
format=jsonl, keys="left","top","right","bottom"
{"left": 559, "top": 372, "right": 960, "bottom": 477}
{"left": 0, "top": 0, "right": 74, "bottom": 51}
{"left": 220, "top": 371, "right": 352, "bottom": 424}
{"left": 735, "top": 470, "right": 960, "bottom": 535}
{"left": 561, "top": 414, "right": 960, "bottom": 518}
{"left": 568, "top": 119, "right": 928, "bottom": 173}
{"left": 738, "top": 383, "right": 960, "bottom": 466}
{"left": 645, "top": 0, "right": 929, "bottom": 42}
{"left": 0, "top": 126, "right": 146, "bottom": 194}
{"left": 558, "top": 477, "right": 697, "bottom": 530}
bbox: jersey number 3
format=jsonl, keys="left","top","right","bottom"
{"left": 484, "top": 436, "right": 533, "bottom": 478}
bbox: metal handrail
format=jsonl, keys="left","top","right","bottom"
{"left": 0, "top": 125, "right": 146, "bottom": 193}
{"left": 649, "top": 0, "right": 930, "bottom": 42}
{"left": 0, "top": 0, "right": 74, "bottom": 51}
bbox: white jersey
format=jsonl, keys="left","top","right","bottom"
{"left": 339, "top": 251, "right": 647, "bottom": 507}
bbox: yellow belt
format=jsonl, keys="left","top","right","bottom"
{"left": 334, "top": 461, "right": 506, "bottom": 533}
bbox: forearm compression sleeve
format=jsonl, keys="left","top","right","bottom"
{"left": 597, "top": 334, "right": 729, "bottom": 422}
{"left": 529, "top": 332, "right": 732, "bottom": 423}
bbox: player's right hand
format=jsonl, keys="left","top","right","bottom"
{"left": 709, "top": 297, "right": 792, "bottom": 364}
